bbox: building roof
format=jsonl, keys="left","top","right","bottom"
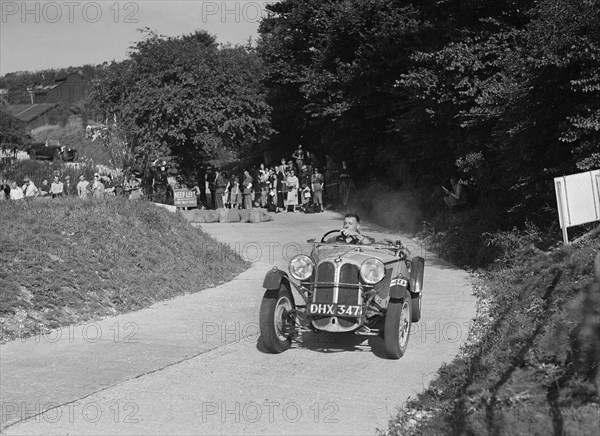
{"left": 27, "top": 84, "right": 60, "bottom": 94}
{"left": 0, "top": 103, "right": 59, "bottom": 123}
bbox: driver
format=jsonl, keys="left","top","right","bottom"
{"left": 332, "top": 213, "right": 374, "bottom": 245}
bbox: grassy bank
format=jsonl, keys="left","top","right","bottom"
{"left": 0, "top": 198, "right": 249, "bottom": 342}
{"left": 384, "top": 231, "right": 600, "bottom": 435}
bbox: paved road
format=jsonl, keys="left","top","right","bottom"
{"left": 0, "top": 210, "right": 476, "bottom": 435}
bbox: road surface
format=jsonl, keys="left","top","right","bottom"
{"left": 0, "top": 210, "right": 476, "bottom": 435}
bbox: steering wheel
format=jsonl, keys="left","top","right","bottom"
{"left": 320, "top": 229, "right": 359, "bottom": 244}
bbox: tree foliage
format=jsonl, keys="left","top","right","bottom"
{"left": 84, "top": 29, "right": 272, "bottom": 179}
{"left": 259, "top": 0, "right": 600, "bottom": 226}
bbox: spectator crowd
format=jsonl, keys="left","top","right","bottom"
{"left": 197, "top": 147, "right": 354, "bottom": 213}
{"left": 0, "top": 147, "right": 355, "bottom": 210}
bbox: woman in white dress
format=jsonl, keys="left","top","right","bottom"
{"left": 285, "top": 169, "right": 299, "bottom": 212}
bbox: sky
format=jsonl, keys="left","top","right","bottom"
{"left": 0, "top": 0, "right": 274, "bottom": 75}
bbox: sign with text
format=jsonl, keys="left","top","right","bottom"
{"left": 173, "top": 189, "right": 197, "bottom": 208}
{"left": 554, "top": 169, "right": 600, "bottom": 243}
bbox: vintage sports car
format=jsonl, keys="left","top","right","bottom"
{"left": 259, "top": 230, "right": 424, "bottom": 359}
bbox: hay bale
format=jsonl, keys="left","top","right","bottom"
{"left": 249, "top": 210, "right": 262, "bottom": 223}
{"left": 226, "top": 209, "right": 241, "bottom": 222}
{"left": 218, "top": 208, "right": 228, "bottom": 223}
{"left": 205, "top": 210, "right": 220, "bottom": 223}
{"left": 239, "top": 209, "right": 250, "bottom": 223}
{"left": 260, "top": 211, "right": 273, "bottom": 222}
{"left": 192, "top": 210, "right": 206, "bottom": 223}
{"left": 179, "top": 210, "right": 196, "bottom": 221}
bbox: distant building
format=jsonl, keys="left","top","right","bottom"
{"left": 0, "top": 103, "right": 61, "bottom": 130}
{"left": 27, "top": 73, "right": 85, "bottom": 106}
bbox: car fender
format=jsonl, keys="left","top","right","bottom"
{"left": 263, "top": 267, "right": 289, "bottom": 290}
{"left": 389, "top": 276, "right": 409, "bottom": 299}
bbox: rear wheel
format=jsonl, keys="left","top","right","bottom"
{"left": 410, "top": 257, "right": 424, "bottom": 322}
{"left": 383, "top": 293, "right": 412, "bottom": 359}
{"left": 259, "top": 284, "right": 295, "bottom": 353}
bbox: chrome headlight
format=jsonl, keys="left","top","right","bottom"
{"left": 360, "top": 258, "right": 385, "bottom": 284}
{"left": 288, "top": 255, "right": 314, "bottom": 281}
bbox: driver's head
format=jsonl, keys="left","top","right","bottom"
{"left": 343, "top": 213, "right": 360, "bottom": 232}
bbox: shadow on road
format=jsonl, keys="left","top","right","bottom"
{"left": 257, "top": 329, "right": 392, "bottom": 359}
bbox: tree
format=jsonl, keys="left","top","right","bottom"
{"left": 0, "top": 111, "right": 29, "bottom": 150}
{"left": 84, "top": 29, "right": 272, "bottom": 180}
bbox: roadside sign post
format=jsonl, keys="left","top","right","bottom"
{"left": 173, "top": 189, "right": 197, "bottom": 209}
{"left": 554, "top": 169, "right": 600, "bottom": 244}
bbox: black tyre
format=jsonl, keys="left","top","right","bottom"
{"left": 259, "top": 284, "right": 295, "bottom": 353}
{"left": 383, "top": 293, "right": 412, "bottom": 359}
{"left": 410, "top": 256, "right": 424, "bottom": 322}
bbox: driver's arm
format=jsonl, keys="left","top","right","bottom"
{"left": 358, "top": 234, "right": 373, "bottom": 245}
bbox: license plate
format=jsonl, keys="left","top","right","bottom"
{"left": 309, "top": 303, "right": 362, "bottom": 317}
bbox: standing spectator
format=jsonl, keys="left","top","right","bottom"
{"left": 40, "top": 178, "right": 50, "bottom": 197}
{"left": 292, "top": 145, "right": 305, "bottom": 169}
{"left": 63, "top": 175, "right": 74, "bottom": 196}
{"left": 1, "top": 177, "right": 10, "bottom": 200}
{"left": 339, "top": 160, "right": 352, "bottom": 207}
{"left": 259, "top": 164, "right": 269, "bottom": 207}
{"left": 276, "top": 165, "right": 286, "bottom": 213}
{"left": 311, "top": 167, "right": 324, "bottom": 212}
{"left": 214, "top": 168, "right": 227, "bottom": 209}
{"left": 222, "top": 171, "right": 231, "bottom": 208}
{"left": 77, "top": 174, "right": 90, "bottom": 199}
{"left": 280, "top": 158, "right": 288, "bottom": 173}
{"left": 10, "top": 181, "right": 24, "bottom": 200}
{"left": 286, "top": 169, "right": 299, "bottom": 213}
{"left": 242, "top": 170, "right": 253, "bottom": 210}
{"left": 22, "top": 176, "right": 39, "bottom": 198}
{"left": 206, "top": 166, "right": 216, "bottom": 209}
{"left": 91, "top": 173, "right": 105, "bottom": 200}
{"left": 50, "top": 175, "right": 64, "bottom": 198}
{"left": 230, "top": 176, "right": 242, "bottom": 209}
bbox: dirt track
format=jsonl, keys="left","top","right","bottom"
{"left": 0, "top": 210, "right": 476, "bottom": 435}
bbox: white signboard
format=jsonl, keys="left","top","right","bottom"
{"left": 554, "top": 169, "right": 600, "bottom": 243}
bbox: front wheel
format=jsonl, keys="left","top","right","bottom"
{"left": 383, "top": 293, "right": 412, "bottom": 359}
{"left": 259, "top": 284, "right": 295, "bottom": 353}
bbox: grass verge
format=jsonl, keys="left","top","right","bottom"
{"left": 0, "top": 198, "right": 250, "bottom": 342}
{"left": 383, "top": 231, "right": 600, "bottom": 436}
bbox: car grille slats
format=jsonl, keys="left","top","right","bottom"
{"left": 338, "top": 264, "right": 360, "bottom": 305}
{"left": 314, "top": 262, "right": 335, "bottom": 304}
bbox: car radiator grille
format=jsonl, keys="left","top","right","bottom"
{"left": 313, "top": 262, "right": 360, "bottom": 306}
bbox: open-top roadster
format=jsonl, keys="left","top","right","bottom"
{"left": 259, "top": 230, "right": 424, "bottom": 359}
